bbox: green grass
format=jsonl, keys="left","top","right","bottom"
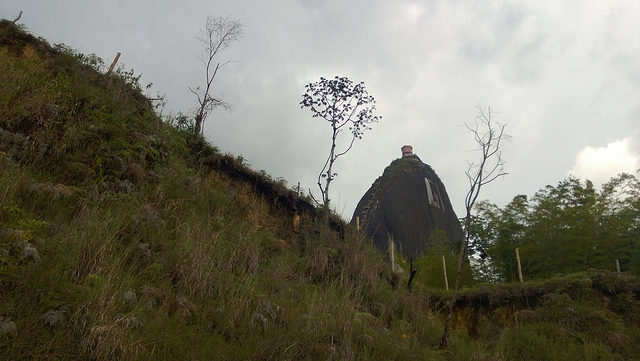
{"left": 1, "top": 19, "right": 640, "bottom": 360}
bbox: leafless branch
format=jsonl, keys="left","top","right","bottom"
{"left": 308, "top": 189, "right": 322, "bottom": 206}
{"left": 13, "top": 10, "right": 23, "bottom": 23}
{"left": 317, "top": 150, "right": 332, "bottom": 203}
{"left": 334, "top": 134, "right": 357, "bottom": 158}
{"left": 191, "top": 16, "right": 243, "bottom": 135}
{"left": 441, "top": 105, "right": 510, "bottom": 349}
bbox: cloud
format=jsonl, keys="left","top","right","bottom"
{"left": 568, "top": 138, "right": 640, "bottom": 186}
{"left": 5, "top": 0, "right": 640, "bottom": 219}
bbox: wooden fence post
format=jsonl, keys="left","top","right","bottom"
{"left": 407, "top": 258, "right": 417, "bottom": 292}
{"left": 293, "top": 214, "right": 300, "bottom": 232}
{"left": 107, "top": 52, "right": 121, "bottom": 75}
{"left": 442, "top": 255, "right": 449, "bottom": 291}
{"left": 516, "top": 247, "right": 523, "bottom": 283}
{"left": 356, "top": 216, "right": 360, "bottom": 231}
{"left": 616, "top": 259, "right": 621, "bottom": 275}
{"left": 389, "top": 234, "right": 395, "bottom": 273}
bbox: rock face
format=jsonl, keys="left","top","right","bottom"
{"left": 351, "top": 148, "right": 463, "bottom": 260}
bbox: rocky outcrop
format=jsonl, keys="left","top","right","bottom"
{"left": 351, "top": 150, "right": 463, "bottom": 260}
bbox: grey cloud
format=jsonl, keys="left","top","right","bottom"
{"left": 3, "top": 0, "right": 640, "bottom": 218}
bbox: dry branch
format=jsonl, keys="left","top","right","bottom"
{"left": 440, "top": 106, "right": 509, "bottom": 348}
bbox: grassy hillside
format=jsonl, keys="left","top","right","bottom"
{"left": 1, "top": 20, "right": 640, "bottom": 360}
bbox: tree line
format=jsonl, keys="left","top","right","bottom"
{"left": 469, "top": 173, "right": 640, "bottom": 283}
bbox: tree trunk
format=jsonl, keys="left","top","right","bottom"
{"left": 194, "top": 111, "right": 204, "bottom": 135}
{"left": 440, "top": 215, "right": 470, "bottom": 349}
{"left": 323, "top": 123, "right": 338, "bottom": 209}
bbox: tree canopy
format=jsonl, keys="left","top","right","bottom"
{"left": 300, "top": 76, "right": 380, "bottom": 208}
{"left": 469, "top": 173, "right": 640, "bottom": 282}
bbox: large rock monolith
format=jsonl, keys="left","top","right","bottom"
{"left": 351, "top": 146, "right": 463, "bottom": 260}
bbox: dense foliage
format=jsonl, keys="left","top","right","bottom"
{"left": 470, "top": 174, "right": 640, "bottom": 282}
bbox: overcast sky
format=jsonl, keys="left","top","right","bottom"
{"left": 3, "top": 1, "right": 639, "bottom": 219}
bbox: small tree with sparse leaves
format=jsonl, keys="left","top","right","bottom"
{"left": 300, "top": 76, "right": 381, "bottom": 210}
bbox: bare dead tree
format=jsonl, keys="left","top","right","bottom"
{"left": 440, "top": 106, "right": 509, "bottom": 349}
{"left": 300, "top": 76, "right": 380, "bottom": 210}
{"left": 189, "top": 16, "right": 243, "bottom": 135}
